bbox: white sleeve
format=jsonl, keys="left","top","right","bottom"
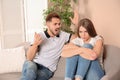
{"left": 71, "top": 38, "right": 82, "bottom": 47}
{"left": 62, "top": 31, "right": 71, "bottom": 43}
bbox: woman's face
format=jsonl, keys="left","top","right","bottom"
{"left": 79, "top": 26, "right": 91, "bottom": 42}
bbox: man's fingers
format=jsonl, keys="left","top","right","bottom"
{"left": 69, "top": 17, "right": 73, "bottom": 22}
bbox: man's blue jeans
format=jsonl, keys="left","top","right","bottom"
{"left": 65, "top": 44, "right": 104, "bottom": 80}
{"left": 20, "top": 60, "right": 53, "bottom": 80}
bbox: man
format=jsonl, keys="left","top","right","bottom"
{"left": 20, "top": 12, "right": 78, "bottom": 80}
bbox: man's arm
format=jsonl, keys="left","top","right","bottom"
{"left": 61, "top": 34, "right": 78, "bottom": 57}
{"left": 26, "top": 32, "right": 43, "bottom": 61}
{"left": 70, "top": 10, "right": 79, "bottom": 26}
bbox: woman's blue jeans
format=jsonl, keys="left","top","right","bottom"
{"left": 20, "top": 60, "right": 53, "bottom": 80}
{"left": 65, "top": 44, "right": 104, "bottom": 80}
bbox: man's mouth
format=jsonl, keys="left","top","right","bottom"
{"left": 55, "top": 28, "right": 60, "bottom": 32}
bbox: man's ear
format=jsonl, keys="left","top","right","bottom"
{"left": 46, "top": 21, "right": 50, "bottom": 27}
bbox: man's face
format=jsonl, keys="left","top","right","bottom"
{"left": 47, "top": 18, "right": 61, "bottom": 37}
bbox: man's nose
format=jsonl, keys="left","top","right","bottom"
{"left": 57, "top": 24, "right": 60, "bottom": 28}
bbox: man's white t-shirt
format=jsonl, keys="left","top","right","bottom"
{"left": 33, "top": 30, "right": 71, "bottom": 72}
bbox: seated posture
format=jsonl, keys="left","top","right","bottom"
{"left": 61, "top": 18, "right": 105, "bottom": 80}
{"left": 20, "top": 12, "right": 72, "bottom": 80}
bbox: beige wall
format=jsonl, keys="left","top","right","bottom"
{"left": 78, "top": 0, "right": 120, "bottom": 48}
{"left": 1, "top": 0, "right": 120, "bottom": 48}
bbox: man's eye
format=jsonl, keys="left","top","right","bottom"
{"left": 79, "top": 31, "right": 82, "bottom": 33}
{"left": 58, "top": 23, "right": 61, "bottom": 25}
{"left": 54, "top": 23, "right": 61, "bottom": 25}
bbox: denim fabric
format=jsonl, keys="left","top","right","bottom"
{"left": 85, "top": 60, "right": 105, "bottom": 80}
{"left": 65, "top": 55, "right": 91, "bottom": 80}
{"left": 20, "top": 60, "right": 53, "bottom": 80}
{"left": 65, "top": 55, "right": 79, "bottom": 80}
{"left": 65, "top": 44, "right": 104, "bottom": 80}
{"left": 75, "top": 56, "right": 91, "bottom": 80}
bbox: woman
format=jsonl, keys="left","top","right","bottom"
{"left": 61, "top": 18, "right": 105, "bottom": 80}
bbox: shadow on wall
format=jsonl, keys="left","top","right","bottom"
{"left": 78, "top": 0, "right": 91, "bottom": 19}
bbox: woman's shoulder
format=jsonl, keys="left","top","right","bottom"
{"left": 71, "top": 37, "right": 83, "bottom": 46}
{"left": 90, "top": 35, "right": 104, "bottom": 46}
{"left": 94, "top": 35, "right": 104, "bottom": 41}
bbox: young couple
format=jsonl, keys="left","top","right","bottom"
{"left": 20, "top": 10, "right": 104, "bottom": 80}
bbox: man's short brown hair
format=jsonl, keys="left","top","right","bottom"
{"left": 46, "top": 12, "right": 61, "bottom": 22}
